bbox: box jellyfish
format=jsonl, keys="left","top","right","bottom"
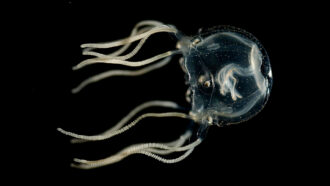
{"left": 58, "top": 20, "right": 272, "bottom": 169}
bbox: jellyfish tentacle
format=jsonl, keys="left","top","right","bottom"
{"left": 73, "top": 23, "right": 178, "bottom": 70}
{"left": 82, "top": 33, "right": 149, "bottom": 59}
{"left": 72, "top": 50, "right": 177, "bottom": 70}
{"left": 145, "top": 130, "right": 192, "bottom": 155}
{"left": 83, "top": 23, "right": 163, "bottom": 58}
{"left": 57, "top": 112, "right": 192, "bottom": 142}
{"left": 70, "top": 135, "right": 202, "bottom": 169}
{"left": 71, "top": 56, "right": 172, "bottom": 94}
{"left": 138, "top": 148, "right": 194, "bottom": 164}
{"left": 80, "top": 25, "right": 177, "bottom": 49}
{"left": 83, "top": 20, "right": 165, "bottom": 57}
{"left": 69, "top": 100, "right": 180, "bottom": 143}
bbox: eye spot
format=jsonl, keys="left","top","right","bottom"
{"left": 192, "top": 38, "right": 201, "bottom": 46}
{"left": 203, "top": 80, "right": 211, "bottom": 88}
{"left": 185, "top": 88, "right": 192, "bottom": 103}
{"left": 198, "top": 75, "right": 212, "bottom": 88}
{"left": 198, "top": 75, "right": 206, "bottom": 84}
{"left": 207, "top": 116, "right": 213, "bottom": 125}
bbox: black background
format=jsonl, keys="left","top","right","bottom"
{"left": 19, "top": 0, "right": 317, "bottom": 185}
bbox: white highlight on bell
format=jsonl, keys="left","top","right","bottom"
{"left": 268, "top": 70, "right": 272, "bottom": 78}
{"left": 249, "top": 44, "right": 266, "bottom": 94}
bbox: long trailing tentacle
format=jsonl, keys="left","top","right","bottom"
{"left": 82, "top": 20, "right": 165, "bottom": 58}
{"left": 83, "top": 34, "right": 149, "bottom": 59}
{"left": 71, "top": 56, "right": 172, "bottom": 94}
{"left": 72, "top": 50, "right": 177, "bottom": 70}
{"left": 69, "top": 100, "right": 181, "bottom": 143}
{"left": 58, "top": 21, "right": 202, "bottom": 168}
{"left": 80, "top": 25, "right": 177, "bottom": 49}
{"left": 71, "top": 134, "right": 202, "bottom": 169}
{"left": 58, "top": 100, "right": 200, "bottom": 168}
{"left": 137, "top": 147, "right": 195, "bottom": 164}
{"left": 73, "top": 23, "right": 178, "bottom": 70}
{"left": 58, "top": 102, "right": 201, "bottom": 168}
{"left": 144, "top": 130, "right": 192, "bottom": 155}
{"left": 57, "top": 112, "right": 191, "bottom": 142}
{"left": 72, "top": 20, "right": 179, "bottom": 93}
{"left": 71, "top": 20, "right": 180, "bottom": 93}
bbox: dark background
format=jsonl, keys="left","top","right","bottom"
{"left": 19, "top": 0, "right": 317, "bottom": 185}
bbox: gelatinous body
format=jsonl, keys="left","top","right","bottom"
{"left": 180, "top": 26, "right": 272, "bottom": 125}
{"left": 58, "top": 21, "right": 272, "bottom": 169}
